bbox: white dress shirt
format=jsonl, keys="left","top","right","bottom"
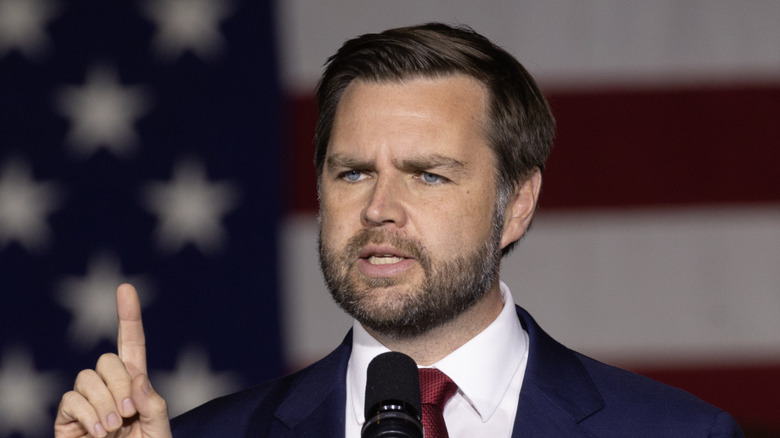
{"left": 345, "top": 281, "right": 529, "bottom": 437}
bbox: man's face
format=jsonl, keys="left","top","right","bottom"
{"left": 318, "top": 76, "right": 509, "bottom": 339}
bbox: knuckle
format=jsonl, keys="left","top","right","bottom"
{"left": 96, "top": 353, "right": 133, "bottom": 394}
{"left": 58, "top": 391, "right": 97, "bottom": 425}
{"left": 96, "top": 352, "right": 120, "bottom": 369}
{"left": 151, "top": 395, "right": 168, "bottom": 416}
{"left": 74, "top": 369, "right": 98, "bottom": 391}
{"left": 73, "top": 368, "right": 115, "bottom": 409}
{"left": 60, "top": 390, "right": 82, "bottom": 407}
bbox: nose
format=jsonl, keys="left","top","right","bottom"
{"left": 361, "top": 175, "right": 407, "bottom": 228}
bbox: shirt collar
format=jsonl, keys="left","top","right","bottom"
{"left": 347, "top": 281, "right": 526, "bottom": 423}
{"left": 348, "top": 318, "right": 391, "bottom": 424}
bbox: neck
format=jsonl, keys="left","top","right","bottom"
{"left": 365, "top": 283, "right": 505, "bottom": 366}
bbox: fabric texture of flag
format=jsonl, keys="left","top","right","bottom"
{"left": 0, "top": 1, "right": 283, "bottom": 436}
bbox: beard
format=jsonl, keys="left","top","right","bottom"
{"left": 318, "top": 208, "right": 504, "bottom": 339}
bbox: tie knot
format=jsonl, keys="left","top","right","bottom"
{"left": 419, "top": 368, "right": 457, "bottom": 409}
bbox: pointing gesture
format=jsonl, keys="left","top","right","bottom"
{"left": 117, "top": 284, "right": 147, "bottom": 379}
{"left": 55, "top": 284, "right": 172, "bottom": 438}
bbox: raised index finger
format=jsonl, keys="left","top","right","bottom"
{"left": 116, "top": 283, "right": 147, "bottom": 377}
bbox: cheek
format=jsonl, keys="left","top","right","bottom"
{"left": 414, "top": 195, "right": 494, "bottom": 255}
{"left": 320, "top": 181, "right": 364, "bottom": 217}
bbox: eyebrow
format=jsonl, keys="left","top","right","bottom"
{"left": 396, "top": 154, "right": 467, "bottom": 173}
{"left": 326, "top": 153, "right": 467, "bottom": 173}
{"left": 326, "top": 154, "right": 371, "bottom": 170}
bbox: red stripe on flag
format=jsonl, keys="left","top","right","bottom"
{"left": 636, "top": 364, "right": 780, "bottom": 433}
{"left": 543, "top": 84, "right": 780, "bottom": 210}
{"left": 285, "top": 93, "right": 319, "bottom": 213}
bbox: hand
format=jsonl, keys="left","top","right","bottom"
{"left": 54, "top": 284, "right": 172, "bottom": 438}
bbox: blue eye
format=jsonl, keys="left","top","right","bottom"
{"left": 344, "top": 170, "right": 362, "bottom": 181}
{"left": 421, "top": 172, "right": 441, "bottom": 184}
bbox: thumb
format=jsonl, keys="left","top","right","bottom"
{"left": 131, "top": 374, "right": 172, "bottom": 437}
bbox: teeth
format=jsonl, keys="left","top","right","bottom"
{"left": 368, "top": 255, "right": 404, "bottom": 265}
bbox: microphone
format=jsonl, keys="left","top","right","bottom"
{"left": 361, "top": 351, "right": 424, "bottom": 438}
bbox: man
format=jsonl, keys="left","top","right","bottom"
{"left": 55, "top": 23, "right": 743, "bottom": 437}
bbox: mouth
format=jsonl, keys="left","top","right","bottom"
{"left": 357, "top": 245, "right": 416, "bottom": 277}
{"left": 366, "top": 254, "right": 406, "bottom": 265}
{"left": 359, "top": 245, "right": 412, "bottom": 263}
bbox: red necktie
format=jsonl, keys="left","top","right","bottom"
{"left": 419, "top": 368, "right": 458, "bottom": 438}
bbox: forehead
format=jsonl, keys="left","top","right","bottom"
{"left": 329, "top": 76, "right": 490, "bottom": 158}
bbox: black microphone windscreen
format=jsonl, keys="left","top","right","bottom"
{"left": 364, "top": 351, "right": 421, "bottom": 419}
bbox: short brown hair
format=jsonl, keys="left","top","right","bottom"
{"left": 315, "top": 23, "right": 556, "bottom": 254}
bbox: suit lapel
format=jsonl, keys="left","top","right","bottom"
{"left": 511, "top": 306, "right": 604, "bottom": 437}
{"left": 260, "top": 332, "right": 353, "bottom": 437}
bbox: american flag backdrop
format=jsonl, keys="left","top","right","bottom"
{"left": 2, "top": 1, "right": 780, "bottom": 437}
{"left": 0, "top": 0, "right": 283, "bottom": 436}
{"left": 275, "top": 1, "right": 780, "bottom": 436}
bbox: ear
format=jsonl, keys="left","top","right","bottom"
{"left": 500, "top": 168, "right": 542, "bottom": 250}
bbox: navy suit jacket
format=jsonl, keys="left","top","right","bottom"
{"left": 171, "top": 306, "right": 743, "bottom": 437}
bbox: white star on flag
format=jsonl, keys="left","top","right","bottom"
{"left": 56, "top": 252, "right": 153, "bottom": 349}
{"left": 0, "top": 0, "right": 59, "bottom": 59}
{"left": 154, "top": 345, "right": 240, "bottom": 417}
{"left": 143, "top": 157, "right": 240, "bottom": 255}
{"left": 0, "top": 347, "right": 63, "bottom": 437}
{"left": 0, "top": 158, "right": 62, "bottom": 252}
{"left": 142, "top": 0, "right": 234, "bottom": 61}
{"left": 55, "top": 64, "right": 152, "bottom": 158}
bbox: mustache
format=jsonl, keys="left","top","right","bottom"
{"left": 345, "top": 229, "right": 430, "bottom": 268}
